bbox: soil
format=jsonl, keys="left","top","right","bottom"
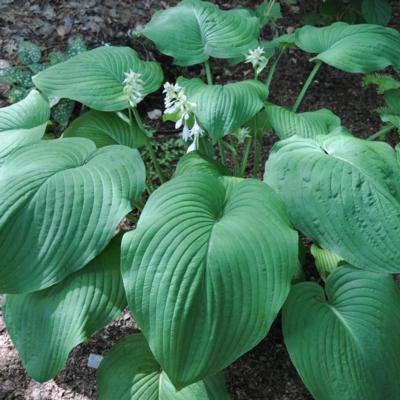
{"left": 1, "top": 1, "right": 400, "bottom": 399}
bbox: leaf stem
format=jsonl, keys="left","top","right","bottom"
{"left": 204, "top": 60, "right": 213, "bottom": 85}
{"left": 252, "top": 138, "right": 262, "bottom": 178}
{"left": 239, "top": 137, "right": 253, "bottom": 177}
{"left": 131, "top": 107, "right": 166, "bottom": 184}
{"left": 265, "top": 47, "right": 285, "bottom": 93}
{"left": 292, "top": 61, "right": 322, "bottom": 113}
{"left": 223, "top": 141, "right": 238, "bottom": 174}
{"left": 367, "top": 124, "right": 394, "bottom": 141}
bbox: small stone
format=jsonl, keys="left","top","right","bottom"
{"left": 57, "top": 26, "right": 66, "bottom": 37}
{"left": 87, "top": 353, "right": 103, "bottom": 369}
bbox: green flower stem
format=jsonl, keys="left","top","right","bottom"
{"left": 204, "top": 60, "right": 213, "bottom": 85}
{"left": 265, "top": 47, "right": 285, "bottom": 93}
{"left": 239, "top": 136, "right": 253, "bottom": 177}
{"left": 133, "top": 199, "right": 144, "bottom": 212}
{"left": 218, "top": 140, "right": 227, "bottom": 165}
{"left": 252, "top": 138, "right": 262, "bottom": 178}
{"left": 292, "top": 61, "right": 322, "bottom": 113}
{"left": 367, "top": 124, "right": 394, "bottom": 141}
{"left": 131, "top": 107, "right": 166, "bottom": 184}
{"left": 223, "top": 141, "right": 239, "bottom": 174}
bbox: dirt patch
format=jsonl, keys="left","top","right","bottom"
{"left": 1, "top": 1, "right": 400, "bottom": 399}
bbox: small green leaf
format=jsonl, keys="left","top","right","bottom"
{"left": 363, "top": 73, "right": 400, "bottom": 94}
{"left": 51, "top": 99, "right": 75, "bottom": 127}
{"left": 97, "top": 333, "right": 230, "bottom": 399}
{"left": 310, "top": 243, "right": 343, "bottom": 280}
{"left": 179, "top": 77, "right": 268, "bottom": 140}
{"left": 174, "top": 151, "right": 230, "bottom": 178}
{"left": 33, "top": 46, "right": 164, "bottom": 112}
{"left": 0, "top": 138, "right": 145, "bottom": 293}
{"left": 3, "top": 236, "right": 126, "bottom": 382}
{"left": 48, "top": 51, "right": 65, "bottom": 65}
{"left": 122, "top": 174, "right": 298, "bottom": 387}
{"left": 265, "top": 133, "right": 400, "bottom": 273}
{"left": 295, "top": 22, "right": 400, "bottom": 73}
{"left": 0, "top": 90, "right": 49, "bottom": 161}
{"left": 18, "top": 41, "right": 41, "bottom": 65}
{"left": 264, "top": 104, "right": 341, "bottom": 139}
{"left": 66, "top": 37, "right": 87, "bottom": 59}
{"left": 283, "top": 266, "right": 400, "bottom": 400}
{"left": 64, "top": 110, "right": 147, "bottom": 148}
{"left": 143, "top": 0, "right": 260, "bottom": 66}
{"left": 361, "top": 0, "right": 392, "bottom": 26}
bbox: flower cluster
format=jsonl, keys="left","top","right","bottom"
{"left": 123, "top": 70, "right": 145, "bottom": 107}
{"left": 245, "top": 46, "right": 269, "bottom": 76}
{"left": 163, "top": 82, "right": 204, "bottom": 151}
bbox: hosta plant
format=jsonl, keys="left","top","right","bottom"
{"left": 2, "top": 1, "right": 400, "bottom": 399}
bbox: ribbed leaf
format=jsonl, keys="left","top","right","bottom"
{"left": 265, "top": 104, "right": 341, "bottom": 139}
{"left": 3, "top": 236, "right": 126, "bottom": 382}
{"left": 295, "top": 22, "right": 400, "bottom": 73}
{"left": 179, "top": 78, "right": 267, "bottom": 140}
{"left": 361, "top": 0, "right": 392, "bottom": 26}
{"left": 265, "top": 133, "right": 400, "bottom": 273}
{"left": 97, "top": 333, "right": 229, "bottom": 399}
{"left": 33, "top": 46, "right": 163, "bottom": 111}
{"left": 0, "top": 90, "right": 49, "bottom": 161}
{"left": 0, "top": 138, "right": 145, "bottom": 293}
{"left": 122, "top": 174, "right": 298, "bottom": 387}
{"left": 310, "top": 244, "right": 343, "bottom": 280}
{"left": 144, "top": 0, "right": 260, "bottom": 66}
{"left": 283, "top": 266, "right": 400, "bottom": 400}
{"left": 174, "top": 152, "right": 230, "bottom": 178}
{"left": 64, "top": 110, "right": 147, "bottom": 148}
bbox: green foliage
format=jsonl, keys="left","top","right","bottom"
{"left": 283, "top": 266, "right": 400, "bottom": 399}
{"left": 2, "top": 1, "right": 400, "bottom": 399}
{"left": 143, "top": 0, "right": 260, "bottom": 66}
{"left": 97, "top": 333, "right": 230, "bottom": 399}
{"left": 33, "top": 46, "right": 164, "bottom": 112}
{"left": 3, "top": 236, "right": 126, "bottom": 382}
{"left": 294, "top": 22, "right": 400, "bottom": 73}
{"left": 122, "top": 174, "right": 298, "bottom": 386}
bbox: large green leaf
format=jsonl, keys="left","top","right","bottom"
{"left": 143, "top": 0, "right": 260, "bottom": 66}
{"left": 3, "top": 236, "right": 126, "bottom": 382}
{"left": 64, "top": 110, "right": 147, "bottom": 148}
{"left": 0, "top": 138, "right": 145, "bottom": 293}
{"left": 361, "top": 0, "right": 392, "bottom": 26}
{"left": 97, "top": 333, "right": 229, "bottom": 399}
{"left": 294, "top": 22, "right": 400, "bottom": 73}
{"left": 264, "top": 104, "right": 341, "bottom": 139}
{"left": 122, "top": 174, "right": 298, "bottom": 387}
{"left": 265, "top": 133, "right": 400, "bottom": 273}
{"left": 178, "top": 78, "right": 267, "bottom": 140}
{"left": 174, "top": 151, "right": 230, "bottom": 178}
{"left": 283, "top": 266, "right": 400, "bottom": 400}
{"left": 33, "top": 46, "right": 163, "bottom": 111}
{"left": 0, "top": 90, "right": 49, "bottom": 161}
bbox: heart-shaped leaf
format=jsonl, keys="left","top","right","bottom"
{"left": 283, "top": 266, "right": 400, "bottom": 400}
{"left": 265, "top": 133, "right": 400, "bottom": 273}
{"left": 33, "top": 46, "right": 163, "bottom": 111}
{"left": 143, "top": 0, "right": 260, "bottom": 66}
{"left": 264, "top": 104, "right": 341, "bottom": 139}
{"left": 3, "top": 236, "right": 126, "bottom": 382}
{"left": 0, "top": 138, "right": 145, "bottom": 293}
{"left": 122, "top": 174, "right": 298, "bottom": 387}
{"left": 64, "top": 110, "right": 147, "bottom": 148}
{"left": 179, "top": 77, "right": 267, "bottom": 140}
{"left": 0, "top": 90, "right": 49, "bottom": 161}
{"left": 174, "top": 151, "right": 230, "bottom": 178}
{"left": 294, "top": 22, "right": 400, "bottom": 73}
{"left": 97, "top": 333, "right": 229, "bottom": 399}
{"left": 362, "top": 0, "right": 392, "bottom": 26}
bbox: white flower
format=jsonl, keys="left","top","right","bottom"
{"left": 245, "top": 46, "right": 269, "bottom": 76}
{"left": 235, "top": 127, "right": 251, "bottom": 143}
{"left": 123, "top": 70, "right": 144, "bottom": 107}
